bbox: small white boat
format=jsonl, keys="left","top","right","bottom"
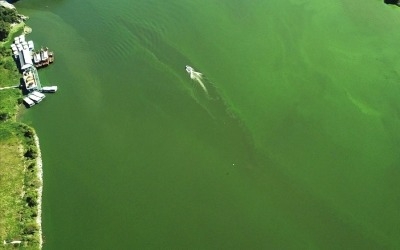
{"left": 31, "top": 91, "right": 46, "bottom": 99}
{"left": 40, "top": 48, "right": 49, "bottom": 61}
{"left": 185, "top": 65, "right": 194, "bottom": 74}
{"left": 23, "top": 97, "right": 35, "bottom": 107}
{"left": 33, "top": 53, "right": 41, "bottom": 64}
{"left": 28, "top": 93, "right": 43, "bottom": 103}
{"left": 42, "top": 86, "right": 58, "bottom": 93}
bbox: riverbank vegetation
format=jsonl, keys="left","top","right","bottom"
{"left": 0, "top": 123, "right": 41, "bottom": 249}
{"left": 0, "top": 6, "right": 42, "bottom": 249}
{"left": 0, "top": 5, "right": 22, "bottom": 123}
{"left": 0, "top": 6, "right": 19, "bottom": 41}
{"left": 385, "top": 0, "right": 400, "bottom": 6}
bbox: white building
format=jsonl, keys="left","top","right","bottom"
{"left": 18, "top": 49, "right": 33, "bottom": 70}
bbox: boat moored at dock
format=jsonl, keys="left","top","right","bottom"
{"left": 31, "top": 91, "right": 46, "bottom": 100}
{"left": 23, "top": 97, "right": 35, "bottom": 107}
{"left": 32, "top": 47, "right": 54, "bottom": 68}
{"left": 23, "top": 87, "right": 57, "bottom": 107}
{"left": 33, "top": 53, "right": 41, "bottom": 65}
{"left": 41, "top": 86, "right": 58, "bottom": 93}
{"left": 28, "top": 93, "right": 43, "bottom": 103}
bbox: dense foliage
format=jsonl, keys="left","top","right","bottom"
{"left": 0, "top": 6, "right": 19, "bottom": 41}
{"left": 384, "top": 0, "right": 400, "bottom": 5}
{"left": 0, "top": 40, "right": 21, "bottom": 121}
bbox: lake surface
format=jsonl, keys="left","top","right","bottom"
{"left": 17, "top": 0, "right": 400, "bottom": 248}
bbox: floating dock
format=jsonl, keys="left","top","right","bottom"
{"left": 11, "top": 34, "right": 58, "bottom": 108}
{"left": 11, "top": 35, "right": 55, "bottom": 70}
{"left": 23, "top": 66, "right": 42, "bottom": 91}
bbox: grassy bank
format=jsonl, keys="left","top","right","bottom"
{"left": 0, "top": 19, "right": 42, "bottom": 249}
{"left": 0, "top": 22, "right": 23, "bottom": 122}
{"left": 0, "top": 123, "right": 42, "bottom": 249}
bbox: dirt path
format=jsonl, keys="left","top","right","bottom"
{"left": 0, "top": 86, "right": 19, "bottom": 90}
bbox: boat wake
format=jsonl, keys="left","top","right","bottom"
{"left": 185, "top": 65, "right": 208, "bottom": 95}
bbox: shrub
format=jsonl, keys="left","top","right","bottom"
{"left": 26, "top": 196, "right": 37, "bottom": 207}
{"left": 23, "top": 128, "right": 34, "bottom": 138}
{"left": 23, "top": 222, "right": 38, "bottom": 235}
{"left": 24, "top": 147, "right": 37, "bottom": 159}
{"left": 3, "top": 58, "right": 14, "bottom": 70}
{"left": 0, "top": 111, "right": 10, "bottom": 121}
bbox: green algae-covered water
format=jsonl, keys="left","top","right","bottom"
{"left": 16, "top": 0, "right": 400, "bottom": 248}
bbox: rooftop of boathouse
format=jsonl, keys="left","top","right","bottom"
{"left": 19, "top": 49, "right": 33, "bottom": 70}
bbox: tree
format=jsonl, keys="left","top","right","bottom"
{"left": 0, "top": 6, "right": 18, "bottom": 40}
{"left": 0, "top": 20, "right": 10, "bottom": 41}
{"left": 384, "top": 0, "right": 400, "bottom": 6}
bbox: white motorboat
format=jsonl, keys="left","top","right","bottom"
{"left": 185, "top": 65, "right": 194, "bottom": 74}
{"left": 28, "top": 93, "right": 43, "bottom": 103}
{"left": 42, "top": 86, "right": 58, "bottom": 93}
{"left": 23, "top": 97, "right": 35, "bottom": 107}
{"left": 31, "top": 91, "right": 46, "bottom": 100}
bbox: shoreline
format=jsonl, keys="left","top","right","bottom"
{"left": 33, "top": 134, "right": 43, "bottom": 249}
{"left": 0, "top": 22, "right": 24, "bottom": 45}
{"left": 1, "top": 2, "right": 43, "bottom": 248}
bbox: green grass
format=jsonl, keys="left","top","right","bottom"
{"left": 0, "top": 123, "right": 41, "bottom": 249}
{"left": 0, "top": 121, "right": 42, "bottom": 249}
{"left": 0, "top": 129, "right": 24, "bottom": 242}
{"left": 0, "top": 61, "right": 19, "bottom": 84}
{"left": 0, "top": 19, "right": 41, "bottom": 250}
{"left": 0, "top": 89, "right": 22, "bottom": 121}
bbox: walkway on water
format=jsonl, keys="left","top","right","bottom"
{"left": 0, "top": 85, "right": 19, "bottom": 90}
{"left": 30, "top": 66, "right": 42, "bottom": 91}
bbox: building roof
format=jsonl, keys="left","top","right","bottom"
{"left": 19, "top": 49, "right": 33, "bottom": 70}
{"left": 23, "top": 67, "right": 40, "bottom": 90}
{"left": 28, "top": 40, "right": 34, "bottom": 50}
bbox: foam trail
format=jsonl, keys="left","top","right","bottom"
{"left": 186, "top": 65, "right": 208, "bottom": 94}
